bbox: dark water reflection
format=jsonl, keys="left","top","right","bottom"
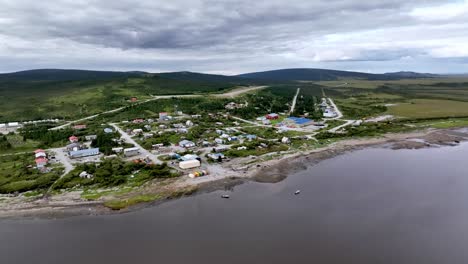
{"left": 2, "top": 143, "right": 468, "bottom": 264}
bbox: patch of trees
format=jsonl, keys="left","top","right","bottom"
{"left": 53, "top": 158, "right": 176, "bottom": 190}
{"left": 0, "top": 135, "right": 12, "bottom": 151}
{"left": 91, "top": 132, "right": 119, "bottom": 155}
{"left": 20, "top": 125, "right": 73, "bottom": 147}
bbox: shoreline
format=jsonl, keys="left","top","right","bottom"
{"left": 2, "top": 127, "right": 468, "bottom": 220}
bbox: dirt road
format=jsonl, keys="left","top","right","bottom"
{"left": 110, "top": 123, "right": 162, "bottom": 164}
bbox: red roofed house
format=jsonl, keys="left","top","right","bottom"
{"left": 266, "top": 113, "right": 279, "bottom": 120}
{"left": 34, "top": 149, "right": 47, "bottom": 158}
{"left": 69, "top": 135, "right": 79, "bottom": 143}
{"left": 133, "top": 118, "right": 145, "bottom": 124}
{"left": 35, "top": 157, "right": 48, "bottom": 168}
{"left": 130, "top": 97, "right": 138, "bottom": 102}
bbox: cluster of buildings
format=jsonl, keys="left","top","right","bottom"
{"left": 66, "top": 135, "right": 100, "bottom": 159}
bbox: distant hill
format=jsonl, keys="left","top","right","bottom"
{"left": 0, "top": 69, "right": 144, "bottom": 82}
{"left": 236, "top": 68, "right": 438, "bottom": 81}
{"left": 0, "top": 69, "right": 240, "bottom": 122}
{"left": 157, "top": 71, "right": 258, "bottom": 85}
{"left": 383, "top": 71, "right": 438, "bottom": 78}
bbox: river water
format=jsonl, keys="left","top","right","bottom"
{"left": 2, "top": 143, "right": 468, "bottom": 264}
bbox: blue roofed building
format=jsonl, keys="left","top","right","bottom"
{"left": 283, "top": 117, "right": 314, "bottom": 127}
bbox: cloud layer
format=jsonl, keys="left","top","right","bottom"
{"left": 0, "top": 0, "right": 467, "bottom": 74}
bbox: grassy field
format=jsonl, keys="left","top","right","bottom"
{"left": 318, "top": 77, "right": 468, "bottom": 120}
{"left": 0, "top": 134, "right": 41, "bottom": 155}
{"left": 387, "top": 99, "right": 468, "bottom": 118}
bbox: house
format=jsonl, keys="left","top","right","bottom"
{"left": 237, "top": 146, "right": 247, "bottom": 150}
{"left": 34, "top": 149, "right": 47, "bottom": 158}
{"left": 132, "top": 129, "right": 144, "bottom": 135}
{"left": 35, "top": 157, "right": 48, "bottom": 168}
{"left": 133, "top": 118, "right": 145, "bottom": 124}
{"left": 179, "top": 140, "right": 195, "bottom": 148}
{"left": 152, "top": 143, "right": 164, "bottom": 150}
{"left": 104, "top": 128, "right": 113, "bottom": 133}
{"left": 262, "top": 119, "right": 271, "bottom": 125}
{"left": 202, "top": 141, "right": 212, "bottom": 147}
{"left": 220, "top": 134, "right": 230, "bottom": 139}
{"left": 228, "top": 136, "right": 238, "bottom": 142}
{"left": 130, "top": 97, "right": 138, "bottom": 102}
{"left": 73, "top": 124, "right": 87, "bottom": 130}
{"left": 179, "top": 159, "right": 201, "bottom": 169}
{"left": 266, "top": 113, "right": 279, "bottom": 120}
{"left": 159, "top": 112, "right": 168, "bottom": 120}
{"left": 123, "top": 147, "right": 140, "bottom": 157}
{"left": 191, "top": 114, "right": 202, "bottom": 118}
{"left": 69, "top": 135, "right": 79, "bottom": 143}
{"left": 214, "top": 146, "right": 228, "bottom": 152}
{"left": 66, "top": 142, "right": 81, "bottom": 151}
{"left": 245, "top": 134, "right": 257, "bottom": 141}
{"left": 323, "top": 108, "right": 337, "bottom": 118}
{"left": 159, "top": 125, "right": 167, "bottom": 129}
{"left": 173, "top": 123, "right": 185, "bottom": 129}
{"left": 144, "top": 125, "right": 152, "bottom": 130}
{"left": 177, "top": 128, "right": 188, "bottom": 134}
{"left": 7, "top": 122, "right": 20, "bottom": 127}
{"left": 79, "top": 171, "right": 93, "bottom": 179}
{"left": 186, "top": 120, "right": 194, "bottom": 127}
{"left": 112, "top": 147, "right": 124, "bottom": 153}
{"left": 208, "top": 153, "right": 225, "bottom": 160}
{"left": 180, "top": 154, "right": 199, "bottom": 161}
{"left": 352, "top": 120, "right": 363, "bottom": 126}
{"left": 281, "top": 137, "right": 291, "bottom": 144}
{"left": 69, "top": 148, "right": 100, "bottom": 159}
{"left": 143, "top": 133, "right": 154, "bottom": 139}
{"left": 215, "top": 138, "right": 225, "bottom": 144}
{"left": 85, "top": 135, "right": 97, "bottom": 141}
{"left": 215, "top": 129, "right": 224, "bottom": 135}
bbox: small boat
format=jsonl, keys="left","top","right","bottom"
{"left": 294, "top": 190, "right": 301, "bottom": 195}
{"left": 221, "top": 194, "right": 230, "bottom": 199}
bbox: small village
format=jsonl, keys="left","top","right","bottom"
{"left": 21, "top": 92, "right": 343, "bottom": 185}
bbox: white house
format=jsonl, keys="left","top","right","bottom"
{"left": 179, "top": 140, "right": 195, "bottom": 148}
{"left": 124, "top": 147, "right": 140, "bottom": 157}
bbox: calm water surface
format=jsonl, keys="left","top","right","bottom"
{"left": 2, "top": 143, "right": 468, "bottom": 264}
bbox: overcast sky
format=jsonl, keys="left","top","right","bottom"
{"left": 0, "top": 0, "right": 467, "bottom": 74}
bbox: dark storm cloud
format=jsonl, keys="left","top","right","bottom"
{"left": 0, "top": 0, "right": 467, "bottom": 73}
